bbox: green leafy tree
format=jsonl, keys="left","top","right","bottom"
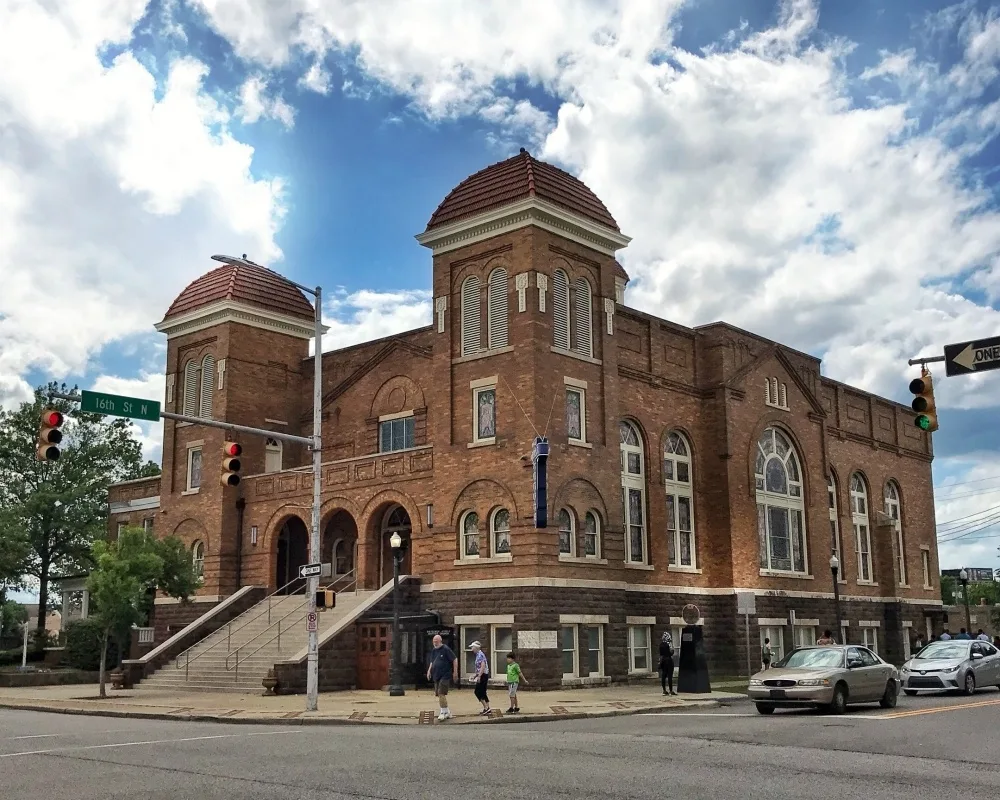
{"left": 940, "top": 574, "right": 957, "bottom": 605}
{"left": 87, "top": 527, "right": 198, "bottom": 698}
{"left": 0, "top": 601, "right": 28, "bottom": 644}
{"left": 0, "top": 382, "right": 160, "bottom": 641}
{"left": 967, "top": 580, "right": 1000, "bottom": 607}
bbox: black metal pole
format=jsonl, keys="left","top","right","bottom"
{"left": 961, "top": 578, "right": 972, "bottom": 634}
{"left": 832, "top": 566, "right": 843, "bottom": 643}
{"left": 389, "top": 551, "right": 404, "bottom": 696}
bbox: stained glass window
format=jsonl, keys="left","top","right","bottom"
{"left": 755, "top": 427, "right": 807, "bottom": 574}
{"left": 476, "top": 388, "right": 496, "bottom": 440}
{"left": 566, "top": 389, "right": 583, "bottom": 441}
{"left": 492, "top": 508, "right": 510, "bottom": 555}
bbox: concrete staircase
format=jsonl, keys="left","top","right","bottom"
{"left": 139, "top": 585, "right": 375, "bottom": 693}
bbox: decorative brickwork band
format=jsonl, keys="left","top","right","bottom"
{"left": 435, "top": 296, "right": 447, "bottom": 333}
{"left": 536, "top": 272, "right": 548, "bottom": 312}
{"left": 515, "top": 272, "right": 529, "bottom": 312}
{"left": 165, "top": 374, "right": 175, "bottom": 406}
{"left": 604, "top": 297, "right": 615, "bottom": 335}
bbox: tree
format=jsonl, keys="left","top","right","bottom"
{"left": 87, "top": 527, "right": 198, "bottom": 698}
{"left": 0, "top": 601, "right": 28, "bottom": 644}
{"left": 940, "top": 574, "right": 957, "bottom": 605}
{"left": 0, "top": 382, "right": 160, "bottom": 641}
{"left": 966, "top": 580, "right": 1000, "bottom": 607}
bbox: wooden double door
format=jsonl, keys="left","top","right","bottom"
{"left": 357, "top": 624, "right": 391, "bottom": 690}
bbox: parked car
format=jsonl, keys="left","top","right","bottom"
{"left": 748, "top": 645, "right": 899, "bottom": 715}
{"left": 900, "top": 639, "right": 1000, "bottom": 696}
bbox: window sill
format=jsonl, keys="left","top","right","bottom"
{"left": 181, "top": 489, "right": 200, "bottom": 496}
{"left": 453, "top": 346, "right": 515, "bottom": 364}
{"left": 561, "top": 676, "right": 610, "bottom": 687}
{"left": 628, "top": 669, "right": 654, "bottom": 677}
{"left": 922, "top": 585, "right": 933, "bottom": 591}
{"left": 759, "top": 570, "right": 813, "bottom": 580}
{"left": 453, "top": 555, "right": 512, "bottom": 566}
{"left": 559, "top": 555, "right": 609, "bottom": 565}
{"left": 668, "top": 565, "right": 702, "bottom": 574}
{"left": 568, "top": 439, "right": 593, "bottom": 449}
{"left": 624, "top": 563, "right": 655, "bottom": 571}
{"left": 550, "top": 346, "right": 602, "bottom": 365}
{"left": 857, "top": 580, "right": 878, "bottom": 587}
{"left": 898, "top": 583, "right": 911, "bottom": 589}
{"left": 764, "top": 403, "right": 790, "bottom": 412}
{"left": 467, "top": 438, "right": 496, "bottom": 449}
{"left": 176, "top": 421, "right": 192, "bottom": 428}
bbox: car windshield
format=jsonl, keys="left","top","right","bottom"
{"left": 773, "top": 648, "right": 844, "bottom": 669}
{"left": 915, "top": 642, "right": 968, "bottom": 660}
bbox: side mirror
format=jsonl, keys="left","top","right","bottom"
{"left": 971, "top": 652, "right": 984, "bottom": 660}
{"left": 847, "top": 658, "right": 863, "bottom": 669}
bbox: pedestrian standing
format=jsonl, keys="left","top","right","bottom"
{"left": 505, "top": 652, "right": 527, "bottom": 713}
{"left": 956, "top": 628, "right": 971, "bottom": 640}
{"left": 939, "top": 629, "right": 952, "bottom": 640}
{"left": 658, "top": 631, "right": 675, "bottom": 695}
{"left": 761, "top": 637, "right": 773, "bottom": 670}
{"left": 426, "top": 634, "right": 458, "bottom": 722}
{"left": 470, "top": 641, "right": 491, "bottom": 716}
{"left": 816, "top": 630, "right": 835, "bottom": 645}
{"left": 993, "top": 636, "right": 1000, "bottom": 649}
{"left": 976, "top": 629, "right": 990, "bottom": 641}
{"left": 913, "top": 635, "right": 924, "bottom": 653}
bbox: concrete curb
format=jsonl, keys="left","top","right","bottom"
{"left": 0, "top": 697, "right": 727, "bottom": 727}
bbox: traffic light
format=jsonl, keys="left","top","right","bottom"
{"left": 221, "top": 441, "right": 242, "bottom": 486}
{"left": 909, "top": 371, "right": 939, "bottom": 432}
{"left": 36, "top": 408, "right": 64, "bottom": 461}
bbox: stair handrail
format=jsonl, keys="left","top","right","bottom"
{"left": 173, "top": 574, "right": 308, "bottom": 679}
{"left": 223, "top": 568, "right": 359, "bottom": 682}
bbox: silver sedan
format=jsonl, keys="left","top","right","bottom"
{"left": 748, "top": 645, "right": 899, "bottom": 715}
{"left": 901, "top": 639, "right": 1000, "bottom": 696}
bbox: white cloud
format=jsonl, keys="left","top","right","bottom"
{"left": 237, "top": 74, "right": 296, "bottom": 127}
{"left": 299, "top": 60, "right": 331, "bottom": 94}
{"left": 91, "top": 371, "right": 166, "bottom": 463}
{"left": 322, "top": 289, "right": 432, "bottom": 350}
{"left": 933, "top": 454, "right": 1000, "bottom": 570}
{"left": 0, "top": 1, "right": 284, "bottom": 411}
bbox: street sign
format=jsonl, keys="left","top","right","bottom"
{"left": 944, "top": 336, "right": 1000, "bottom": 377}
{"left": 306, "top": 611, "right": 318, "bottom": 632}
{"left": 80, "top": 390, "right": 161, "bottom": 422}
{"left": 298, "top": 562, "right": 322, "bottom": 579}
{"left": 736, "top": 591, "right": 756, "bottom": 616}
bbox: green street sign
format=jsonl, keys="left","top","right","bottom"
{"left": 80, "top": 390, "right": 161, "bottom": 422}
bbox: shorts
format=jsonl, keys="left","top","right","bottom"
{"left": 434, "top": 679, "right": 450, "bottom": 696}
{"left": 507, "top": 682, "right": 519, "bottom": 697}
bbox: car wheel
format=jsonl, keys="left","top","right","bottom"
{"left": 963, "top": 672, "right": 976, "bottom": 696}
{"left": 755, "top": 703, "right": 775, "bottom": 715}
{"left": 826, "top": 683, "right": 848, "bottom": 715}
{"left": 903, "top": 689, "right": 917, "bottom": 697}
{"left": 879, "top": 680, "right": 898, "bottom": 709}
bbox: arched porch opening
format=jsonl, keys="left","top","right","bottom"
{"left": 274, "top": 515, "right": 309, "bottom": 594}
{"left": 323, "top": 510, "right": 359, "bottom": 587}
{"left": 360, "top": 503, "right": 413, "bottom": 589}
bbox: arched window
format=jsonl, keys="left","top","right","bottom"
{"left": 487, "top": 268, "right": 509, "bottom": 349}
{"left": 571, "top": 277, "right": 593, "bottom": 357}
{"left": 583, "top": 511, "right": 601, "bottom": 558}
{"left": 265, "top": 437, "right": 283, "bottom": 473}
{"left": 192, "top": 541, "right": 205, "bottom": 578}
{"left": 664, "top": 431, "right": 695, "bottom": 568}
{"left": 183, "top": 360, "right": 200, "bottom": 416}
{"left": 333, "top": 539, "right": 354, "bottom": 575}
{"left": 620, "top": 421, "right": 646, "bottom": 564}
{"left": 755, "top": 427, "right": 807, "bottom": 574}
{"left": 851, "top": 473, "right": 873, "bottom": 582}
{"left": 460, "top": 511, "right": 480, "bottom": 559}
{"left": 558, "top": 508, "right": 575, "bottom": 556}
{"left": 491, "top": 508, "right": 511, "bottom": 556}
{"left": 885, "top": 481, "right": 905, "bottom": 585}
{"left": 199, "top": 354, "right": 215, "bottom": 417}
{"left": 828, "top": 474, "right": 843, "bottom": 570}
{"left": 552, "top": 269, "right": 571, "bottom": 350}
{"left": 460, "top": 276, "right": 481, "bottom": 356}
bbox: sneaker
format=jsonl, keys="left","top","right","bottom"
{"left": 513, "top": 707, "right": 520, "bottom": 713}
{"left": 437, "top": 712, "right": 446, "bottom": 721}
{"left": 507, "top": 707, "right": 515, "bottom": 713}
{"left": 443, "top": 709, "right": 452, "bottom": 719}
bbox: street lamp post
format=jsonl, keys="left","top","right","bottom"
{"left": 830, "top": 553, "right": 842, "bottom": 643}
{"left": 388, "top": 532, "right": 405, "bottom": 697}
{"left": 959, "top": 568, "right": 972, "bottom": 634}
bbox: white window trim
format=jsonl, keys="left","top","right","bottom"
{"left": 620, "top": 422, "right": 648, "bottom": 566}
{"left": 460, "top": 275, "right": 482, "bottom": 357}
{"left": 582, "top": 509, "right": 602, "bottom": 560}
{"left": 486, "top": 267, "right": 509, "bottom": 351}
{"left": 378, "top": 413, "right": 416, "bottom": 454}
{"left": 490, "top": 507, "right": 511, "bottom": 558}
{"left": 920, "top": 546, "right": 932, "bottom": 589}
{"left": 459, "top": 623, "right": 514, "bottom": 681}
{"left": 828, "top": 476, "right": 847, "bottom": 585}
{"left": 756, "top": 429, "right": 808, "bottom": 575}
{"left": 192, "top": 541, "right": 205, "bottom": 578}
{"left": 851, "top": 475, "right": 874, "bottom": 583}
{"left": 628, "top": 625, "right": 653, "bottom": 675}
{"left": 184, "top": 442, "right": 204, "bottom": 494}
{"left": 765, "top": 377, "right": 789, "bottom": 410}
{"left": 760, "top": 626, "right": 785, "bottom": 663}
{"left": 885, "top": 484, "right": 907, "bottom": 587}
{"left": 264, "top": 437, "right": 283, "bottom": 473}
{"left": 558, "top": 508, "right": 576, "bottom": 558}
{"left": 459, "top": 510, "right": 481, "bottom": 561}
{"left": 560, "top": 625, "right": 578, "bottom": 679}
{"left": 470, "top": 378, "right": 498, "bottom": 446}
{"left": 564, "top": 380, "right": 587, "bottom": 445}
{"left": 664, "top": 431, "right": 696, "bottom": 570}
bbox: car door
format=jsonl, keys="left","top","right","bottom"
{"left": 845, "top": 647, "right": 873, "bottom": 700}
{"left": 857, "top": 647, "right": 887, "bottom": 700}
{"left": 986, "top": 643, "right": 1000, "bottom": 684}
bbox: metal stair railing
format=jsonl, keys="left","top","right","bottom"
{"left": 174, "top": 575, "right": 308, "bottom": 680}
{"left": 223, "top": 569, "right": 359, "bottom": 683}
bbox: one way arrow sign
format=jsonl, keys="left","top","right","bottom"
{"left": 944, "top": 336, "right": 1000, "bottom": 376}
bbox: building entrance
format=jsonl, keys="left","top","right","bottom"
{"left": 275, "top": 516, "right": 309, "bottom": 593}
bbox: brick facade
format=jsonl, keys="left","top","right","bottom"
{"left": 109, "top": 153, "right": 944, "bottom": 688}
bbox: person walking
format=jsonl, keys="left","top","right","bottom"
{"left": 761, "top": 637, "right": 773, "bottom": 670}
{"left": 658, "top": 631, "right": 675, "bottom": 695}
{"left": 505, "top": 652, "right": 527, "bottom": 713}
{"left": 426, "top": 634, "right": 458, "bottom": 722}
{"left": 470, "top": 641, "right": 491, "bottom": 716}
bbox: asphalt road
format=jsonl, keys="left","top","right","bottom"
{"left": 1, "top": 690, "right": 998, "bottom": 800}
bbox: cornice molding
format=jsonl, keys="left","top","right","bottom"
{"left": 154, "top": 300, "right": 328, "bottom": 341}
{"left": 415, "top": 197, "right": 632, "bottom": 256}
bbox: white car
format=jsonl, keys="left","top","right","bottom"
{"left": 900, "top": 639, "right": 1000, "bottom": 696}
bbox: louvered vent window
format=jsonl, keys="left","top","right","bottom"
{"left": 183, "top": 360, "right": 200, "bottom": 416}
{"left": 552, "top": 269, "right": 570, "bottom": 350}
{"left": 572, "top": 277, "right": 593, "bottom": 357}
{"left": 200, "top": 354, "right": 215, "bottom": 418}
{"left": 487, "top": 268, "right": 509, "bottom": 349}
{"left": 461, "top": 276, "right": 481, "bottom": 356}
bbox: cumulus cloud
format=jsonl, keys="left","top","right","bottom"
{"left": 0, "top": 1, "right": 285, "bottom": 416}
{"left": 91, "top": 371, "right": 166, "bottom": 463}
{"left": 322, "top": 289, "right": 432, "bottom": 351}
{"left": 237, "top": 74, "right": 296, "bottom": 127}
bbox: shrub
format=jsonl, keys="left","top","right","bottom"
{"left": 64, "top": 619, "right": 120, "bottom": 671}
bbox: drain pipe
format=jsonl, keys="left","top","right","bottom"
{"left": 235, "top": 497, "right": 246, "bottom": 589}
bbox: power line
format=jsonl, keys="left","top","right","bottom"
{"left": 936, "top": 503, "right": 1000, "bottom": 529}
{"left": 934, "top": 473, "right": 1000, "bottom": 490}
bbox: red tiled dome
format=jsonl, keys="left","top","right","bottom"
{"left": 426, "top": 149, "right": 619, "bottom": 232}
{"left": 162, "top": 261, "right": 315, "bottom": 321}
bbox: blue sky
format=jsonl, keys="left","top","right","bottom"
{"left": 4, "top": 0, "right": 1000, "bottom": 601}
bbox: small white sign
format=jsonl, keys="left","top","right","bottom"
{"left": 306, "top": 611, "right": 318, "bottom": 632}
{"left": 736, "top": 591, "right": 756, "bottom": 616}
{"left": 299, "top": 563, "right": 322, "bottom": 579}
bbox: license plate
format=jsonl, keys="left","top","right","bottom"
{"left": 769, "top": 689, "right": 787, "bottom": 699}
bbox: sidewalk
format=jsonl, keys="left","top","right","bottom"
{"left": 0, "top": 682, "right": 746, "bottom": 726}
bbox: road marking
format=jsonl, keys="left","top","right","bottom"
{"left": 0, "top": 729, "right": 303, "bottom": 759}
{"left": 879, "top": 698, "right": 1000, "bottom": 719}
{"left": 5, "top": 728, "right": 133, "bottom": 741}
{"left": 644, "top": 713, "right": 755, "bottom": 717}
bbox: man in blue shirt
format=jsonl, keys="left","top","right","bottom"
{"left": 426, "top": 634, "right": 458, "bottom": 721}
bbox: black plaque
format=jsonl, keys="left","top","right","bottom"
{"left": 677, "top": 624, "right": 712, "bottom": 694}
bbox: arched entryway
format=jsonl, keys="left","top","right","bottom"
{"left": 379, "top": 504, "right": 412, "bottom": 587}
{"left": 323, "top": 510, "right": 358, "bottom": 587}
{"left": 275, "top": 516, "right": 309, "bottom": 593}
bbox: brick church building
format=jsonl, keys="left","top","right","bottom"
{"left": 109, "top": 149, "right": 944, "bottom": 693}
